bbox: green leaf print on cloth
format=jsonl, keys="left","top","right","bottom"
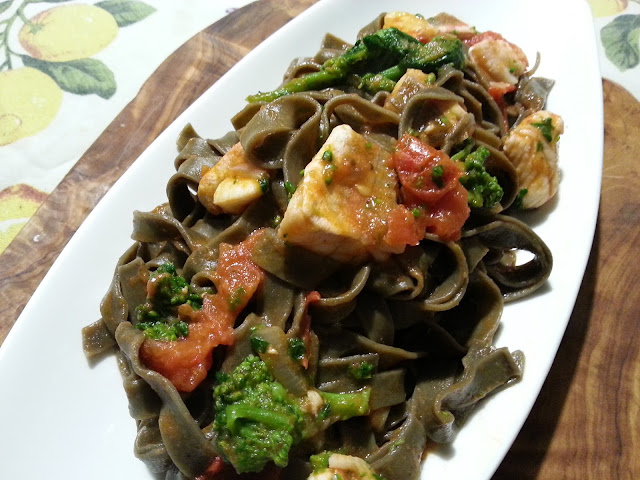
{"left": 22, "top": 55, "right": 117, "bottom": 99}
{"left": 601, "top": 14, "right": 640, "bottom": 71}
{"left": 95, "top": 0, "right": 156, "bottom": 27}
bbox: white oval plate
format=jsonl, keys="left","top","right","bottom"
{"left": 0, "top": 1, "right": 602, "bottom": 479}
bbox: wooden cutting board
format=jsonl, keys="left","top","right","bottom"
{"left": 1, "top": 0, "right": 639, "bottom": 478}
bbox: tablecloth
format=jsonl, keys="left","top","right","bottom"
{"left": 0, "top": 0, "right": 638, "bottom": 253}
{"left": 0, "top": 0, "right": 252, "bottom": 252}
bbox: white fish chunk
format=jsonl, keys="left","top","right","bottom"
{"left": 503, "top": 110, "right": 564, "bottom": 209}
{"left": 278, "top": 125, "right": 401, "bottom": 263}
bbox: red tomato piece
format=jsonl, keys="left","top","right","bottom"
{"left": 393, "top": 134, "right": 463, "bottom": 205}
{"left": 420, "top": 184, "right": 470, "bottom": 241}
{"left": 391, "top": 134, "right": 469, "bottom": 243}
{"left": 140, "top": 230, "right": 265, "bottom": 393}
{"left": 382, "top": 204, "right": 423, "bottom": 249}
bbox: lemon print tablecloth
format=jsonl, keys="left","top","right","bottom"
{"left": 1, "top": 0, "right": 639, "bottom": 253}
{"left": 0, "top": 0, "right": 252, "bottom": 252}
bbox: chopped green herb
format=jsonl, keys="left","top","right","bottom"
{"left": 537, "top": 141, "right": 544, "bottom": 152}
{"left": 228, "top": 287, "right": 246, "bottom": 312}
{"left": 325, "top": 177, "right": 333, "bottom": 185}
{"left": 513, "top": 188, "right": 528, "bottom": 210}
{"left": 531, "top": 117, "right": 554, "bottom": 143}
{"left": 250, "top": 336, "right": 269, "bottom": 354}
{"left": 411, "top": 207, "right": 421, "bottom": 218}
{"left": 284, "top": 181, "right": 297, "bottom": 199}
{"left": 288, "top": 337, "right": 306, "bottom": 361}
{"left": 431, "top": 164, "right": 444, "bottom": 187}
{"left": 271, "top": 214, "right": 283, "bottom": 228}
{"left": 348, "top": 362, "right": 374, "bottom": 380}
{"left": 259, "top": 178, "right": 270, "bottom": 193}
{"left": 318, "top": 403, "right": 332, "bottom": 420}
{"left": 322, "top": 149, "right": 333, "bottom": 162}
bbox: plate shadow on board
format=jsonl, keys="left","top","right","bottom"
{"left": 491, "top": 221, "right": 600, "bottom": 479}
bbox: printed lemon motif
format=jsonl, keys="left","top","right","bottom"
{"left": 0, "top": 184, "right": 48, "bottom": 253}
{"left": 19, "top": 4, "right": 118, "bottom": 62}
{"left": 587, "top": 0, "right": 628, "bottom": 17}
{"left": 0, "top": 67, "right": 62, "bottom": 145}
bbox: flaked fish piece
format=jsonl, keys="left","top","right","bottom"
{"left": 467, "top": 32, "right": 529, "bottom": 98}
{"left": 503, "top": 110, "right": 564, "bottom": 209}
{"left": 197, "top": 142, "right": 268, "bottom": 215}
{"left": 278, "top": 124, "right": 402, "bottom": 263}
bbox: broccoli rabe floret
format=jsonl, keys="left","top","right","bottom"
{"left": 453, "top": 144, "right": 504, "bottom": 209}
{"left": 134, "top": 262, "right": 205, "bottom": 341}
{"left": 212, "top": 355, "right": 372, "bottom": 474}
{"left": 247, "top": 28, "right": 464, "bottom": 102}
{"left": 213, "top": 355, "right": 302, "bottom": 473}
{"left": 135, "top": 320, "right": 189, "bottom": 341}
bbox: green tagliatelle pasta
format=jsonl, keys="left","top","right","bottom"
{"left": 83, "top": 11, "right": 558, "bottom": 480}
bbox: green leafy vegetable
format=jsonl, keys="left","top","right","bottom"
{"left": 247, "top": 28, "right": 464, "bottom": 102}
{"left": 213, "top": 355, "right": 302, "bottom": 473}
{"left": 212, "top": 355, "right": 372, "bottom": 473}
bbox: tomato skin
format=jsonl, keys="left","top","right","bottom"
{"left": 420, "top": 184, "right": 470, "bottom": 241}
{"left": 394, "top": 134, "right": 462, "bottom": 204}
{"left": 391, "top": 134, "right": 469, "bottom": 243}
{"left": 140, "top": 231, "right": 265, "bottom": 393}
{"left": 383, "top": 204, "right": 423, "bottom": 249}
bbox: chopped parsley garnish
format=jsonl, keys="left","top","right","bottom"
{"left": 322, "top": 149, "right": 333, "bottom": 162}
{"left": 431, "top": 165, "right": 444, "bottom": 187}
{"left": 348, "top": 361, "right": 374, "bottom": 380}
{"left": 250, "top": 336, "right": 269, "bottom": 354}
{"left": 259, "top": 178, "right": 270, "bottom": 193}
{"left": 228, "top": 287, "right": 246, "bottom": 312}
{"left": 284, "top": 181, "right": 297, "bottom": 199}
{"left": 513, "top": 188, "right": 528, "bottom": 210}
{"left": 530, "top": 117, "right": 554, "bottom": 143}
{"left": 288, "top": 337, "right": 306, "bottom": 361}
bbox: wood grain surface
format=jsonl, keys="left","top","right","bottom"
{"left": 1, "top": 1, "right": 639, "bottom": 478}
